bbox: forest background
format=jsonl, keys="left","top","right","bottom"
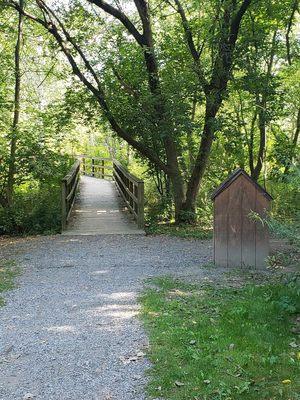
{"left": 0, "top": 0, "right": 299, "bottom": 241}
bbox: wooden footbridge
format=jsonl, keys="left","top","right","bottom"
{"left": 61, "top": 156, "right": 145, "bottom": 235}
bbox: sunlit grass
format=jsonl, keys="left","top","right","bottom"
{"left": 145, "top": 222, "right": 213, "bottom": 239}
{"left": 140, "top": 276, "right": 300, "bottom": 399}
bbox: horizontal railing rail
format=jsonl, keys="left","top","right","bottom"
{"left": 61, "top": 155, "right": 144, "bottom": 230}
{"left": 61, "top": 160, "right": 80, "bottom": 230}
{"left": 113, "top": 159, "right": 144, "bottom": 228}
{"left": 78, "top": 155, "right": 113, "bottom": 179}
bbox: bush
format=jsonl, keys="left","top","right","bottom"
{"left": 0, "top": 182, "right": 62, "bottom": 235}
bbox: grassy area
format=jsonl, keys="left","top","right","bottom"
{"left": 145, "top": 222, "right": 213, "bottom": 239}
{"left": 140, "top": 276, "right": 300, "bottom": 400}
{"left": 0, "top": 260, "right": 20, "bottom": 306}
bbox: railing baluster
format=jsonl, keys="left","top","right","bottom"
{"left": 61, "top": 180, "right": 67, "bottom": 230}
{"left": 92, "top": 158, "right": 95, "bottom": 177}
{"left": 101, "top": 159, "right": 104, "bottom": 179}
{"left": 137, "top": 181, "right": 144, "bottom": 228}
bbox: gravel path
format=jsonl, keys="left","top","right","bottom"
{"left": 0, "top": 234, "right": 215, "bottom": 400}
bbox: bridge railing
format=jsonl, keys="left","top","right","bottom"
{"left": 62, "top": 155, "right": 144, "bottom": 230}
{"left": 61, "top": 160, "right": 80, "bottom": 230}
{"left": 78, "top": 155, "right": 113, "bottom": 179}
{"left": 113, "top": 160, "right": 144, "bottom": 229}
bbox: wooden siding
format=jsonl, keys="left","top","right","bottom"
{"left": 214, "top": 188, "right": 229, "bottom": 267}
{"left": 213, "top": 172, "right": 271, "bottom": 268}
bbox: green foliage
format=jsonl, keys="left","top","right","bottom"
{"left": 0, "top": 0, "right": 299, "bottom": 233}
{"left": 0, "top": 182, "right": 63, "bottom": 235}
{"left": 146, "top": 222, "right": 213, "bottom": 239}
{"left": 140, "top": 276, "right": 300, "bottom": 400}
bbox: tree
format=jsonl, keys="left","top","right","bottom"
{"left": 5, "top": 0, "right": 254, "bottom": 222}
{"left": 3, "top": 0, "right": 23, "bottom": 206}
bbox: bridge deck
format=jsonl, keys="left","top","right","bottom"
{"left": 63, "top": 175, "right": 144, "bottom": 235}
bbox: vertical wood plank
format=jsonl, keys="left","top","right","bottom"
{"left": 137, "top": 181, "right": 144, "bottom": 228}
{"left": 227, "top": 178, "right": 242, "bottom": 267}
{"left": 92, "top": 158, "right": 95, "bottom": 177}
{"left": 101, "top": 160, "right": 104, "bottom": 179}
{"left": 214, "top": 188, "right": 229, "bottom": 267}
{"left": 255, "top": 192, "right": 270, "bottom": 268}
{"left": 241, "top": 175, "right": 256, "bottom": 267}
{"left": 61, "top": 181, "right": 67, "bottom": 231}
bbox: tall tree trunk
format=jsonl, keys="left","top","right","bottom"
{"left": 181, "top": 94, "right": 222, "bottom": 219}
{"left": 283, "top": 2, "right": 299, "bottom": 176}
{"left": 284, "top": 108, "right": 300, "bottom": 175}
{"left": 248, "top": 110, "right": 257, "bottom": 176}
{"left": 174, "top": 0, "right": 252, "bottom": 223}
{"left": 285, "top": 0, "right": 298, "bottom": 66}
{"left": 134, "top": 0, "right": 186, "bottom": 220}
{"left": 251, "top": 29, "right": 277, "bottom": 181}
{"left": 251, "top": 97, "right": 266, "bottom": 181}
{"left": 6, "top": 0, "right": 23, "bottom": 206}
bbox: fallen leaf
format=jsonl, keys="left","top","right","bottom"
{"left": 289, "top": 342, "right": 298, "bottom": 348}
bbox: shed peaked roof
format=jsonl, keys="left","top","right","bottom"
{"left": 211, "top": 168, "right": 273, "bottom": 200}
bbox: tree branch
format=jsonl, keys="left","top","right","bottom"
{"left": 173, "top": 0, "right": 199, "bottom": 61}
{"left": 229, "top": 0, "right": 252, "bottom": 45}
{"left": 170, "top": 0, "right": 208, "bottom": 91}
{"left": 5, "top": 0, "right": 168, "bottom": 172}
{"left": 285, "top": 0, "right": 299, "bottom": 65}
{"left": 87, "top": 0, "right": 145, "bottom": 46}
{"left": 38, "top": 0, "right": 102, "bottom": 90}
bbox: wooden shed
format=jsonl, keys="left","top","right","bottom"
{"left": 212, "top": 168, "right": 272, "bottom": 268}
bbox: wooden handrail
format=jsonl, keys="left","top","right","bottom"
{"left": 61, "top": 160, "right": 80, "bottom": 230}
{"left": 113, "top": 159, "right": 144, "bottom": 228}
{"left": 62, "top": 155, "right": 144, "bottom": 230}
{"left": 78, "top": 155, "right": 114, "bottom": 179}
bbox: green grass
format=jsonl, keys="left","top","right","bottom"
{"left": 145, "top": 222, "right": 213, "bottom": 239}
{"left": 140, "top": 276, "right": 300, "bottom": 400}
{"left": 0, "top": 260, "right": 20, "bottom": 306}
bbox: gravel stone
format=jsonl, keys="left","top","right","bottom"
{"left": 0, "top": 234, "right": 214, "bottom": 400}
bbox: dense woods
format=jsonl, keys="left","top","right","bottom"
{"left": 0, "top": 0, "right": 299, "bottom": 235}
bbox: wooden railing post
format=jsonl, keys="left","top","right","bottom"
{"left": 61, "top": 180, "right": 67, "bottom": 230}
{"left": 82, "top": 157, "right": 86, "bottom": 175}
{"left": 101, "top": 159, "right": 105, "bottom": 179}
{"left": 92, "top": 158, "right": 95, "bottom": 177}
{"left": 137, "top": 181, "right": 144, "bottom": 228}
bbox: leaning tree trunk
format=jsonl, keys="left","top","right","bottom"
{"left": 284, "top": 107, "right": 300, "bottom": 176}
{"left": 6, "top": 0, "right": 23, "bottom": 206}
{"left": 179, "top": 95, "right": 221, "bottom": 223}
{"left": 251, "top": 98, "right": 266, "bottom": 181}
